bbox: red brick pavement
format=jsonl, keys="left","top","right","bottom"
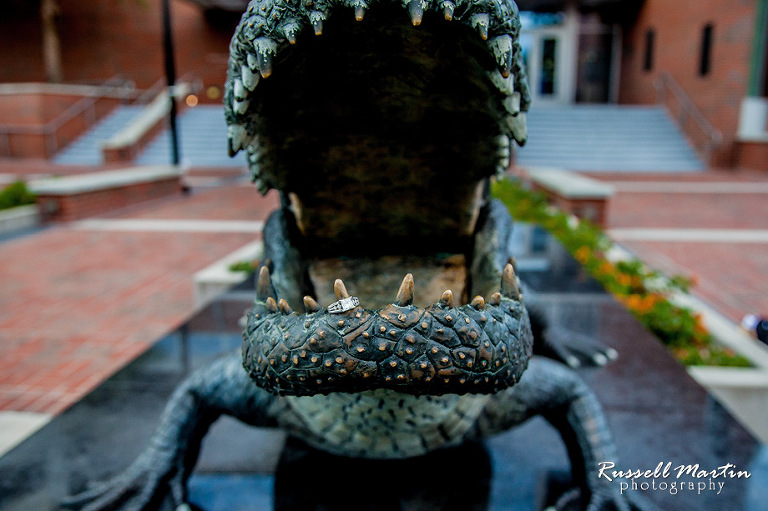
{"left": 0, "top": 184, "right": 278, "bottom": 415}
{"left": 592, "top": 170, "right": 768, "bottom": 324}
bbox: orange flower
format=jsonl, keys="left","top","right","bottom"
{"left": 574, "top": 246, "right": 591, "bottom": 263}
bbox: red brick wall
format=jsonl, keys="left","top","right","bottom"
{"left": 37, "top": 177, "right": 182, "bottom": 222}
{"left": 0, "top": 1, "right": 240, "bottom": 101}
{"left": 618, "top": 0, "right": 759, "bottom": 167}
{"left": 0, "top": 94, "right": 122, "bottom": 158}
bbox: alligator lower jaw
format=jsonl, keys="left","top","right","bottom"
{"left": 242, "top": 264, "right": 533, "bottom": 397}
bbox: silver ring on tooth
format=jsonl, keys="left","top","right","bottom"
{"left": 328, "top": 297, "right": 359, "bottom": 314}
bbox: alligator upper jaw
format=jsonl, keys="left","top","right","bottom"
{"left": 224, "top": 0, "right": 531, "bottom": 194}
{"left": 243, "top": 263, "right": 534, "bottom": 397}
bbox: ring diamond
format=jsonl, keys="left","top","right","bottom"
{"left": 328, "top": 297, "right": 359, "bottom": 314}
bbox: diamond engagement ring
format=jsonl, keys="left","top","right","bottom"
{"left": 328, "top": 297, "right": 359, "bottom": 314}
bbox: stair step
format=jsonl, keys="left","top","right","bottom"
{"left": 517, "top": 105, "right": 703, "bottom": 172}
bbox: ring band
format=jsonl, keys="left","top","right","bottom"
{"left": 328, "top": 297, "right": 359, "bottom": 314}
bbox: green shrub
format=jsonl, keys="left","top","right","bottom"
{"left": 0, "top": 181, "right": 36, "bottom": 211}
{"left": 492, "top": 178, "right": 750, "bottom": 367}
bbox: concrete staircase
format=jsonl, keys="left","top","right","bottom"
{"left": 136, "top": 105, "right": 246, "bottom": 168}
{"left": 516, "top": 105, "right": 704, "bottom": 172}
{"left": 53, "top": 105, "right": 246, "bottom": 168}
{"left": 53, "top": 106, "right": 144, "bottom": 166}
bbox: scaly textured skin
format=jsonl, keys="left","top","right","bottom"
{"left": 64, "top": 0, "right": 645, "bottom": 509}
{"left": 242, "top": 272, "right": 532, "bottom": 396}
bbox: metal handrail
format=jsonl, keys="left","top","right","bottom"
{"left": 0, "top": 76, "right": 137, "bottom": 157}
{"left": 654, "top": 72, "right": 723, "bottom": 165}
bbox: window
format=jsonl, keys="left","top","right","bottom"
{"left": 643, "top": 29, "right": 655, "bottom": 72}
{"left": 700, "top": 24, "right": 714, "bottom": 76}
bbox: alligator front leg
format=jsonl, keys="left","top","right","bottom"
{"left": 63, "top": 354, "right": 279, "bottom": 511}
{"left": 477, "top": 357, "right": 639, "bottom": 511}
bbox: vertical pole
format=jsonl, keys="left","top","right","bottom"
{"left": 162, "top": 0, "right": 180, "bottom": 165}
{"left": 748, "top": 0, "right": 768, "bottom": 97}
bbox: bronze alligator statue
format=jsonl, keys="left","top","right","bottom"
{"left": 64, "top": 0, "right": 643, "bottom": 509}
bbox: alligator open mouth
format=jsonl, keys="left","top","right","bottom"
{"left": 243, "top": 263, "right": 533, "bottom": 396}
{"left": 225, "top": 0, "right": 535, "bottom": 397}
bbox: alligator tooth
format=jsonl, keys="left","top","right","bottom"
{"left": 253, "top": 37, "right": 277, "bottom": 78}
{"left": 506, "top": 113, "right": 527, "bottom": 146}
{"left": 439, "top": 290, "right": 454, "bottom": 308}
{"left": 304, "top": 295, "right": 322, "bottom": 312}
{"left": 347, "top": 0, "right": 368, "bottom": 21}
{"left": 281, "top": 21, "right": 301, "bottom": 44}
{"left": 247, "top": 53, "right": 259, "bottom": 73}
{"left": 266, "top": 297, "right": 278, "bottom": 313}
{"left": 257, "top": 266, "right": 276, "bottom": 301}
{"left": 334, "top": 279, "right": 350, "bottom": 299}
{"left": 503, "top": 92, "right": 521, "bottom": 116}
{"left": 278, "top": 299, "right": 293, "bottom": 314}
{"left": 309, "top": 11, "right": 326, "bottom": 35}
{"left": 227, "top": 125, "right": 247, "bottom": 157}
{"left": 490, "top": 34, "right": 513, "bottom": 77}
{"left": 500, "top": 263, "right": 520, "bottom": 299}
{"left": 442, "top": 0, "right": 454, "bottom": 20}
{"left": 507, "top": 257, "right": 518, "bottom": 273}
{"left": 490, "top": 70, "right": 515, "bottom": 96}
{"left": 470, "top": 296, "right": 485, "bottom": 309}
{"left": 394, "top": 274, "right": 415, "bottom": 306}
{"left": 406, "top": 0, "right": 424, "bottom": 26}
{"left": 233, "top": 97, "right": 249, "bottom": 115}
{"left": 489, "top": 292, "right": 501, "bottom": 306}
{"left": 233, "top": 78, "right": 246, "bottom": 101}
{"left": 471, "top": 13, "right": 490, "bottom": 40}
{"left": 242, "top": 65, "right": 260, "bottom": 91}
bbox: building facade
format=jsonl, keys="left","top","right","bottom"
{"left": 1, "top": 0, "right": 767, "bottom": 169}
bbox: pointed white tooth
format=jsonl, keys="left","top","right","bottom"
{"left": 506, "top": 113, "right": 527, "bottom": 146}
{"left": 347, "top": 0, "right": 368, "bottom": 21}
{"left": 309, "top": 11, "right": 326, "bottom": 35}
{"left": 281, "top": 20, "right": 301, "bottom": 44}
{"left": 234, "top": 97, "right": 249, "bottom": 115}
{"left": 503, "top": 92, "right": 521, "bottom": 116}
{"left": 406, "top": 0, "right": 425, "bottom": 26}
{"left": 498, "top": 134, "right": 510, "bottom": 161}
{"left": 489, "top": 69, "right": 515, "bottom": 96}
{"left": 227, "top": 124, "right": 247, "bottom": 156}
{"left": 442, "top": 1, "right": 454, "bottom": 20}
{"left": 253, "top": 37, "right": 278, "bottom": 78}
{"left": 233, "top": 78, "right": 246, "bottom": 101}
{"left": 242, "top": 65, "right": 259, "bottom": 91}
{"left": 247, "top": 53, "right": 259, "bottom": 72}
{"left": 490, "top": 35, "right": 513, "bottom": 77}
{"left": 470, "top": 13, "right": 489, "bottom": 40}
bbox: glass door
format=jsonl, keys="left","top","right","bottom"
{"left": 520, "top": 11, "right": 577, "bottom": 105}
